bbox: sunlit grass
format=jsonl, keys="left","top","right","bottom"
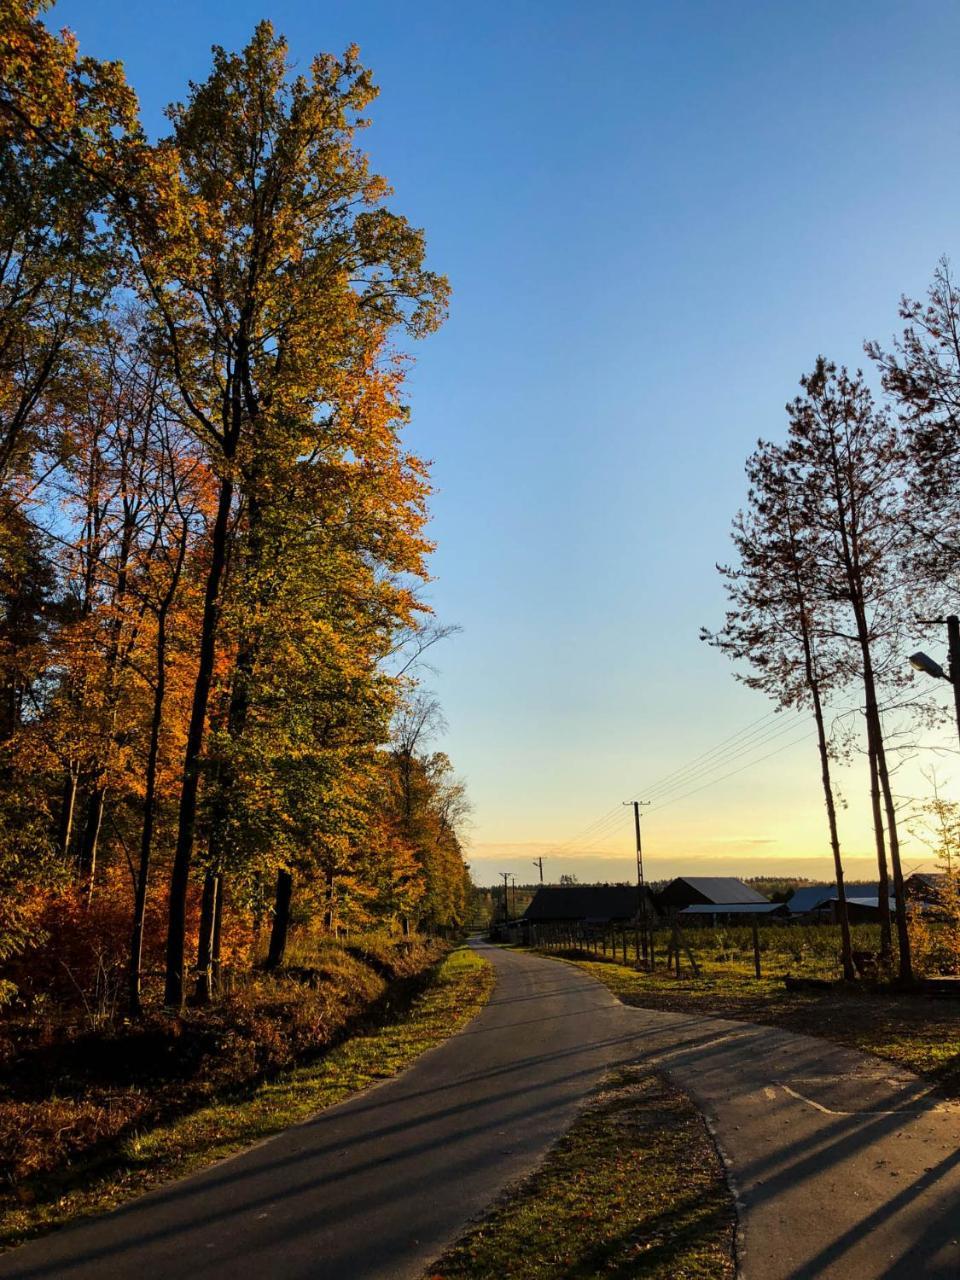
{"left": 0, "top": 945, "right": 494, "bottom": 1250}
{"left": 540, "top": 947, "right": 960, "bottom": 1094}
{"left": 427, "top": 1068, "right": 734, "bottom": 1280}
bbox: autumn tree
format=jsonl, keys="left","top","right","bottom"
{"left": 124, "top": 25, "right": 448, "bottom": 1005}
{"left": 0, "top": 11, "right": 471, "bottom": 1017}
{"left": 0, "top": 4, "right": 138, "bottom": 980}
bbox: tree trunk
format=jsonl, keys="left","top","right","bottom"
{"left": 77, "top": 785, "right": 105, "bottom": 902}
{"left": 323, "top": 868, "right": 335, "bottom": 933}
{"left": 57, "top": 766, "right": 79, "bottom": 860}
{"left": 784, "top": 504, "right": 855, "bottom": 983}
{"left": 164, "top": 474, "right": 234, "bottom": 1008}
{"left": 265, "top": 869, "right": 293, "bottom": 971}
{"left": 866, "top": 742, "right": 892, "bottom": 959}
{"left": 211, "top": 873, "right": 224, "bottom": 996}
{"left": 871, "top": 714, "right": 912, "bottom": 981}
{"left": 129, "top": 679, "right": 161, "bottom": 1015}
{"left": 194, "top": 871, "right": 219, "bottom": 1004}
{"left": 809, "top": 683, "right": 854, "bottom": 980}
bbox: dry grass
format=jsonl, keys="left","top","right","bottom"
{"left": 0, "top": 942, "right": 494, "bottom": 1250}
{"left": 427, "top": 1068, "right": 735, "bottom": 1280}
{"left": 542, "top": 946, "right": 960, "bottom": 1096}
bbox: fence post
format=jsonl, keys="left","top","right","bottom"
{"left": 752, "top": 917, "right": 762, "bottom": 978}
{"left": 676, "top": 921, "right": 701, "bottom": 977}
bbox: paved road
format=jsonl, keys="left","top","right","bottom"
{"left": 2, "top": 942, "right": 960, "bottom": 1279}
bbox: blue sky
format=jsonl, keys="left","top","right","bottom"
{"left": 52, "top": 0, "right": 960, "bottom": 884}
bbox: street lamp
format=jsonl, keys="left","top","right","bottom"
{"left": 909, "top": 651, "right": 947, "bottom": 680}
{"left": 909, "top": 613, "right": 960, "bottom": 750}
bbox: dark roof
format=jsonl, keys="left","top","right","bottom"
{"left": 680, "top": 902, "right": 787, "bottom": 916}
{"left": 907, "top": 873, "right": 948, "bottom": 888}
{"left": 820, "top": 895, "right": 897, "bottom": 914}
{"left": 787, "top": 883, "right": 878, "bottom": 914}
{"left": 665, "top": 877, "right": 769, "bottom": 905}
{"left": 522, "top": 884, "right": 651, "bottom": 923}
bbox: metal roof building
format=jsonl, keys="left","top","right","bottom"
{"left": 522, "top": 884, "right": 655, "bottom": 925}
{"left": 658, "top": 877, "right": 769, "bottom": 911}
{"left": 786, "top": 883, "right": 878, "bottom": 915}
{"left": 680, "top": 902, "right": 789, "bottom": 919}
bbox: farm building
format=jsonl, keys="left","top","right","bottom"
{"left": 522, "top": 884, "right": 657, "bottom": 926}
{"left": 804, "top": 893, "right": 896, "bottom": 924}
{"left": 785, "top": 883, "right": 878, "bottom": 918}
{"left": 657, "top": 876, "right": 768, "bottom": 912}
{"left": 905, "top": 873, "right": 951, "bottom": 910}
{"left": 679, "top": 901, "right": 789, "bottom": 924}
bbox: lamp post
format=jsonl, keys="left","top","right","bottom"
{"left": 909, "top": 613, "right": 960, "bottom": 750}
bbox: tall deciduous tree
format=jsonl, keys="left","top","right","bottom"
{"left": 704, "top": 439, "right": 855, "bottom": 979}
{"left": 785, "top": 359, "right": 912, "bottom": 978}
{"left": 125, "top": 25, "right": 448, "bottom": 1005}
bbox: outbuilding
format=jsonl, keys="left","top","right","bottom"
{"left": 679, "top": 901, "right": 789, "bottom": 924}
{"left": 657, "top": 876, "right": 769, "bottom": 912}
{"left": 522, "top": 884, "right": 657, "bottom": 926}
{"left": 785, "top": 883, "right": 878, "bottom": 919}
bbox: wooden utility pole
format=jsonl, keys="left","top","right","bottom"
{"left": 532, "top": 857, "right": 544, "bottom": 884}
{"left": 624, "top": 800, "right": 651, "bottom": 965}
{"left": 499, "top": 871, "right": 511, "bottom": 924}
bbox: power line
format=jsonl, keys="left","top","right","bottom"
{"left": 633, "top": 706, "right": 786, "bottom": 800}
{"left": 539, "top": 693, "right": 867, "bottom": 858}
{"left": 538, "top": 709, "right": 790, "bottom": 856}
{"left": 537, "top": 710, "right": 789, "bottom": 857}
{"left": 641, "top": 712, "right": 810, "bottom": 804}
{"left": 645, "top": 728, "right": 816, "bottom": 813}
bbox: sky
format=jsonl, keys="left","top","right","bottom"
{"left": 51, "top": 0, "right": 960, "bottom": 886}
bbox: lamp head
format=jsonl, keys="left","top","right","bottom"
{"left": 909, "top": 651, "right": 947, "bottom": 680}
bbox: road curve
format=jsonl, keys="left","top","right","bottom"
{"left": 0, "top": 941, "right": 629, "bottom": 1280}
{"left": 2, "top": 942, "right": 960, "bottom": 1279}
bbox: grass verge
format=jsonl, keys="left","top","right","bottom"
{"left": 1, "top": 944, "right": 494, "bottom": 1251}
{"left": 426, "top": 1067, "right": 735, "bottom": 1280}
{"left": 540, "top": 950, "right": 960, "bottom": 1095}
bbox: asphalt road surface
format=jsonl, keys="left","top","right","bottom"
{"left": 2, "top": 940, "right": 959, "bottom": 1279}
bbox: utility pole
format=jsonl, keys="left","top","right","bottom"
{"left": 624, "top": 800, "right": 651, "bottom": 963}
{"left": 510, "top": 874, "right": 517, "bottom": 916}
{"left": 499, "top": 871, "right": 511, "bottom": 924}
{"left": 948, "top": 615, "right": 960, "bottom": 751}
{"left": 532, "top": 856, "right": 544, "bottom": 884}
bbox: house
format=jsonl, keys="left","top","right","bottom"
{"left": 522, "top": 884, "right": 656, "bottom": 926}
{"left": 657, "top": 877, "right": 769, "bottom": 912}
{"left": 905, "top": 873, "right": 950, "bottom": 910}
{"left": 786, "top": 883, "right": 878, "bottom": 918}
{"left": 679, "top": 901, "right": 789, "bottom": 924}
{"left": 813, "top": 894, "right": 896, "bottom": 924}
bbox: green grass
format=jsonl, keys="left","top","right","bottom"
{"left": 426, "top": 1068, "right": 735, "bottom": 1280}
{"left": 539, "top": 946, "right": 960, "bottom": 1095}
{"left": 1, "top": 945, "right": 494, "bottom": 1250}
